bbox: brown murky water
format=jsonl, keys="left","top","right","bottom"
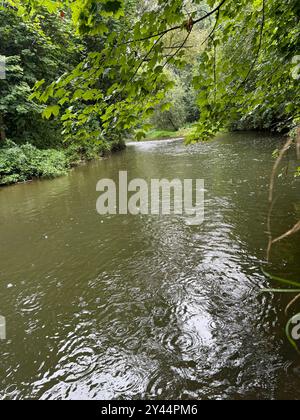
{"left": 0, "top": 132, "right": 300, "bottom": 400}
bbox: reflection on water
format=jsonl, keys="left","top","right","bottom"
{"left": 0, "top": 132, "right": 300, "bottom": 400}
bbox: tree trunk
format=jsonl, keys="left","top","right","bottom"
{"left": 0, "top": 114, "right": 6, "bottom": 142}
{"left": 167, "top": 115, "right": 178, "bottom": 131}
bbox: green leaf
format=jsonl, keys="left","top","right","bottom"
{"left": 161, "top": 102, "right": 172, "bottom": 112}
{"left": 42, "top": 105, "right": 61, "bottom": 119}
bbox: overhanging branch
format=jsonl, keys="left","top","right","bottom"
{"left": 123, "top": 0, "right": 228, "bottom": 45}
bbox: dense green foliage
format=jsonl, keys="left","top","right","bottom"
{"left": 0, "top": 141, "right": 68, "bottom": 185}
{"left": 0, "top": 2, "right": 126, "bottom": 184}
{"left": 0, "top": 0, "right": 299, "bottom": 185}
{"left": 0, "top": 6, "right": 81, "bottom": 146}
{"left": 193, "top": 0, "right": 300, "bottom": 140}
{"left": 6, "top": 0, "right": 298, "bottom": 142}
{"left": 150, "top": 74, "right": 187, "bottom": 131}
{"left": 0, "top": 138, "right": 125, "bottom": 185}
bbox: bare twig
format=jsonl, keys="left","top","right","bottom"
{"left": 285, "top": 293, "right": 300, "bottom": 316}
{"left": 129, "top": 34, "right": 165, "bottom": 85}
{"left": 272, "top": 221, "right": 300, "bottom": 245}
{"left": 122, "top": 0, "right": 228, "bottom": 45}
{"left": 161, "top": 30, "right": 192, "bottom": 72}
{"left": 266, "top": 138, "right": 293, "bottom": 261}
{"left": 266, "top": 197, "right": 278, "bottom": 262}
{"left": 267, "top": 136, "right": 298, "bottom": 261}
{"left": 201, "top": 9, "right": 220, "bottom": 46}
{"left": 269, "top": 138, "right": 293, "bottom": 204}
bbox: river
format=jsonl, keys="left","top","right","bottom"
{"left": 0, "top": 132, "right": 300, "bottom": 400}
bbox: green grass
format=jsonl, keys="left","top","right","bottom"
{"left": 143, "top": 129, "right": 181, "bottom": 140}
{"left": 139, "top": 126, "right": 196, "bottom": 141}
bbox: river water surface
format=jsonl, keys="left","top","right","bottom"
{"left": 0, "top": 132, "right": 300, "bottom": 400}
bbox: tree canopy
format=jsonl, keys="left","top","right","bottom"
{"left": 1, "top": 0, "right": 299, "bottom": 144}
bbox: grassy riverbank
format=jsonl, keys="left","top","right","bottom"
{"left": 0, "top": 139, "right": 125, "bottom": 186}
{"left": 139, "top": 126, "right": 196, "bottom": 141}
{"left": 0, "top": 126, "right": 193, "bottom": 186}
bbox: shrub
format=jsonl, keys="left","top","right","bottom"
{"left": 0, "top": 138, "right": 126, "bottom": 186}
{"left": 0, "top": 141, "right": 68, "bottom": 185}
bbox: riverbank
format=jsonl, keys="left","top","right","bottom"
{"left": 140, "top": 126, "right": 196, "bottom": 141}
{"left": 2, "top": 125, "right": 298, "bottom": 187}
{"left": 0, "top": 139, "right": 125, "bottom": 186}
{"left": 1, "top": 130, "right": 190, "bottom": 187}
